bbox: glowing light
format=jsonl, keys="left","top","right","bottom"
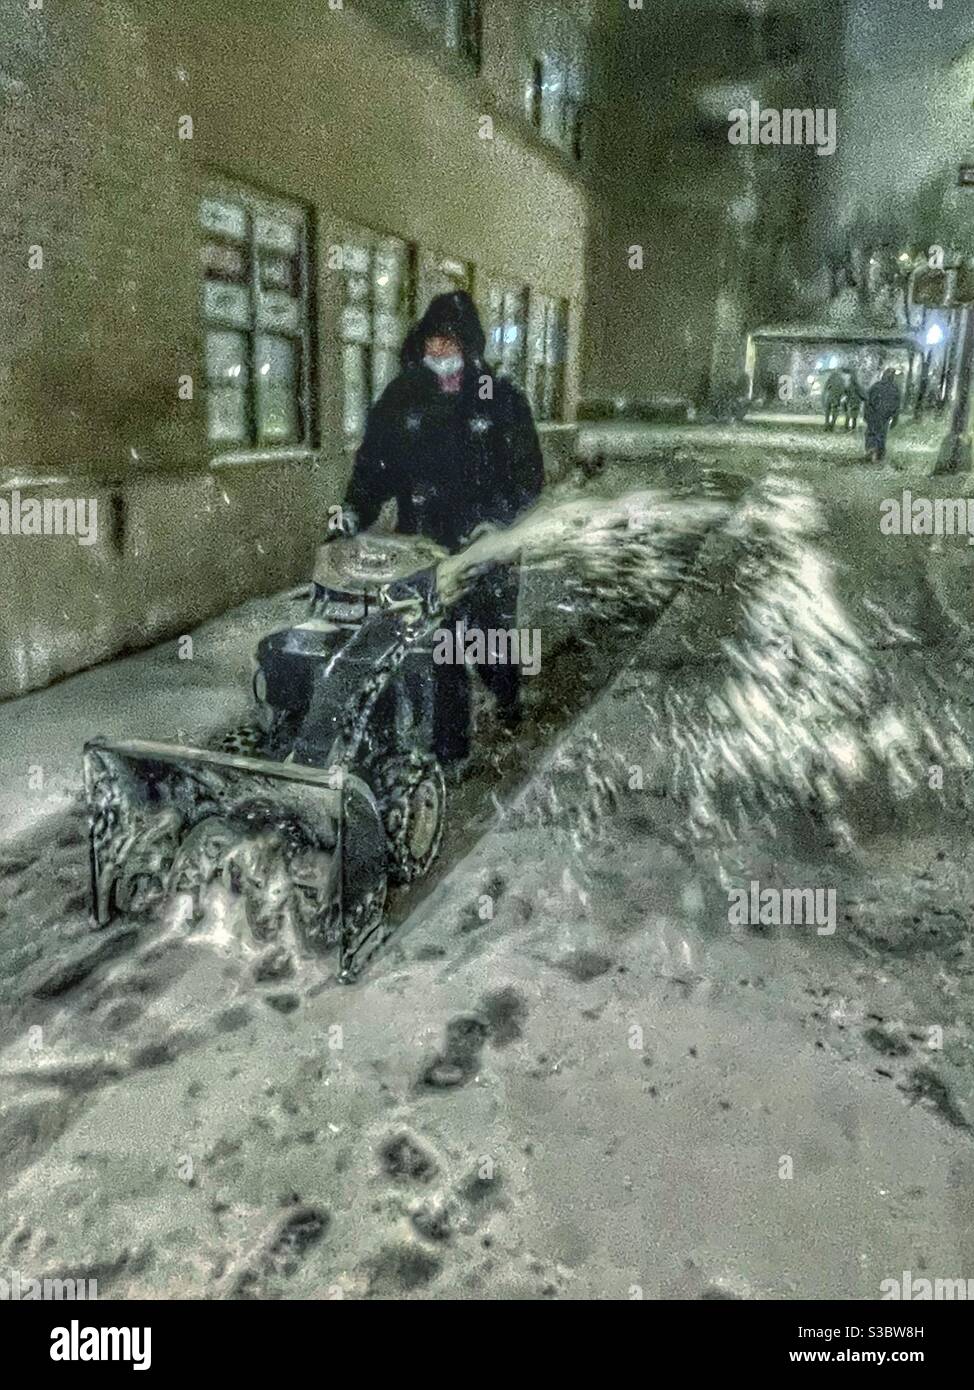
{"left": 926, "top": 323, "right": 944, "bottom": 347}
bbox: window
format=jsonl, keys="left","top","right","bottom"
{"left": 530, "top": 295, "right": 570, "bottom": 422}
{"left": 482, "top": 279, "right": 530, "bottom": 388}
{"left": 450, "top": 0, "right": 483, "bottom": 70}
{"left": 530, "top": 59, "right": 544, "bottom": 129}
{"left": 417, "top": 250, "right": 472, "bottom": 318}
{"left": 563, "top": 96, "right": 585, "bottom": 163}
{"left": 200, "top": 187, "right": 314, "bottom": 452}
{"left": 337, "top": 237, "right": 475, "bottom": 442}
{"left": 527, "top": 56, "right": 584, "bottom": 161}
{"left": 338, "top": 234, "right": 414, "bottom": 439}
{"left": 408, "top": 0, "right": 482, "bottom": 70}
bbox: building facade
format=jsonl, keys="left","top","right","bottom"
{"left": 0, "top": 0, "right": 591, "bottom": 697}
{"left": 581, "top": 0, "right": 845, "bottom": 414}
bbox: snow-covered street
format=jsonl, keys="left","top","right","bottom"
{"left": 3, "top": 426, "right": 974, "bottom": 1299}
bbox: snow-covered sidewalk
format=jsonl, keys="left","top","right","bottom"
{"left": 578, "top": 417, "right": 944, "bottom": 469}
{"left": 1, "top": 445, "right": 973, "bottom": 1298}
{"left": 0, "top": 592, "right": 297, "bottom": 846}
{"left": 1, "top": 550, "right": 971, "bottom": 1298}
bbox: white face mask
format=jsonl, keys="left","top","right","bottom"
{"left": 424, "top": 353, "right": 464, "bottom": 378}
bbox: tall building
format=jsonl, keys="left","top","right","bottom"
{"left": 0, "top": 0, "right": 592, "bottom": 697}
{"left": 827, "top": 0, "right": 974, "bottom": 257}
{"left": 581, "top": 0, "right": 845, "bottom": 412}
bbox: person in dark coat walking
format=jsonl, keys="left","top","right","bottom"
{"left": 340, "top": 290, "right": 545, "bottom": 769}
{"left": 864, "top": 368, "right": 901, "bottom": 462}
{"left": 842, "top": 369, "right": 865, "bottom": 431}
{"left": 823, "top": 369, "right": 845, "bottom": 431}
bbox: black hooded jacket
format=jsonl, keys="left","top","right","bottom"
{"left": 865, "top": 374, "right": 901, "bottom": 428}
{"left": 343, "top": 291, "right": 545, "bottom": 553}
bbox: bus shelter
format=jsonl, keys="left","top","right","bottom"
{"left": 745, "top": 325, "right": 924, "bottom": 416}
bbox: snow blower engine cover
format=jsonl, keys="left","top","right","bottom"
{"left": 312, "top": 533, "right": 449, "bottom": 607}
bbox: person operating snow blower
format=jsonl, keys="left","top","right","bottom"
{"left": 336, "top": 290, "right": 544, "bottom": 775}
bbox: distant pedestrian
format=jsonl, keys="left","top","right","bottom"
{"left": 731, "top": 372, "right": 751, "bottom": 423}
{"left": 843, "top": 370, "right": 865, "bottom": 431}
{"left": 823, "top": 370, "right": 845, "bottom": 431}
{"left": 864, "top": 368, "right": 901, "bottom": 463}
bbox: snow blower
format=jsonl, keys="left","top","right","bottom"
{"left": 84, "top": 533, "right": 450, "bottom": 981}
{"left": 83, "top": 472, "right": 738, "bottom": 981}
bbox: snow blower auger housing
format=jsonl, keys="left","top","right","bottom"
{"left": 83, "top": 533, "right": 450, "bottom": 981}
